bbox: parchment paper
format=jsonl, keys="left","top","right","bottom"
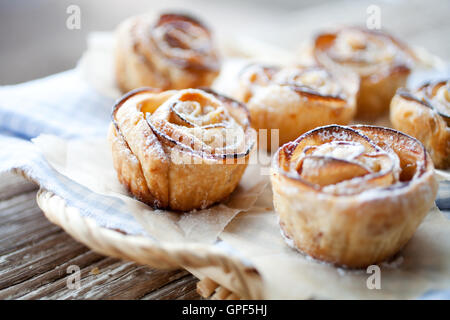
{"left": 221, "top": 186, "right": 450, "bottom": 299}
{"left": 33, "top": 135, "right": 267, "bottom": 244}
{"left": 64, "top": 19, "right": 450, "bottom": 299}
{"left": 33, "top": 133, "right": 450, "bottom": 299}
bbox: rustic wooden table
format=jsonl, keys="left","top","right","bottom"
{"left": 0, "top": 172, "right": 201, "bottom": 299}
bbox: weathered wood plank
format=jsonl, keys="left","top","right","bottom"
{"left": 141, "top": 274, "right": 201, "bottom": 300}
{"left": 0, "top": 172, "right": 200, "bottom": 300}
{"left": 0, "top": 172, "right": 37, "bottom": 201}
{"left": 0, "top": 250, "right": 104, "bottom": 299}
{"left": 20, "top": 258, "right": 191, "bottom": 300}
{"left": 0, "top": 191, "right": 64, "bottom": 257}
{"left": 0, "top": 232, "right": 90, "bottom": 290}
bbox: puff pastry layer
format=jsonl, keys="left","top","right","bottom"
{"left": 271, "top": 125, "right": 437, "bottom": 268}
{"left": 390, "top": 80, "right": 450, "bottom": 169}
{"left": 234, "top": 64, "right": 358, "bottom": 150}
{"left": 314, "top": 27, "right": 414, "bottom": 119}
{"left": 109, "top": 87, "right": 255, "bottom": 211}
{"left": 115, "top": 13, "right": 220, "bottom": 92}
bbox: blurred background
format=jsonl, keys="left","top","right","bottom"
{"left": 0, "top": 0, "right": 449, "bottom": 85}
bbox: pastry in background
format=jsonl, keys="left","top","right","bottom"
{"left": 115, "top": 13, "right": 220, "bottom": 92}
{"left": 314, "top": 27, "right": 414, "bottom": 119}
{"left": 271, "top": 124, "right": 437, "bottom": 268}
{"left": 109, "top": 87, "right": 255, "bottom": 211}
{"left": 233, "top": 64, "right": 358, "bottom": 150}
{"left": 390, "top": 80, "right": 449, "bottom": 169}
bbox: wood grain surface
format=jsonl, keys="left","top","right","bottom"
{"left": 0, "top": 172, "right": 200, "bottom": 300}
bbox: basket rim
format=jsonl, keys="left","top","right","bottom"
{"left": 35, "top": 187, "right": 264, "bottom": 299}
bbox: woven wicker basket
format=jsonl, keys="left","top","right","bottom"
{"left": 36, "top": 188, "right": 264, "bottom": 299}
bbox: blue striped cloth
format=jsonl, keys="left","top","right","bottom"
{"left": 0, "top": 70, "right": 111, "bottom": 139}
{"left": 0, "top": 70, "right": 149, "bottom": 235}
{"left": 0, "top": 69, "right": 449, "bottom": 299}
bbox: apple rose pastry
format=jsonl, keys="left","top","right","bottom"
{"left": 271, "top": 125, "right": 437, "bottom": 268}
{"left": 115, "top": 13, "right": 220, "bottom": 92}
{"left": 234, "top": 64, "right": 358, "bottom": 150}
{"left": 391, "top": 80, "right": 450, "bottom": 169}
{"left": 108, "top": 87, "right": 255, "bottom": 211}
{"left": 314, "top": 27, "right": 414, "bottom": 119}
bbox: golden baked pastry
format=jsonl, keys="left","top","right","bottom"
{"left": 234, "top": 64, "right": 358, "bottom": 150}
{"left": 271, "top": 125, "right": 437, "bottom": 268}
{"left": 108, "top": 87, "right": 255, "bottom": 211}
{"left": 390, "top": 80, "right": 450, "bottom": 169}
{"left": 115, "top": 13, "right": 220, "bottom": 92}
{"left": 314, "top": 27, "right": 414, "bottom": 119}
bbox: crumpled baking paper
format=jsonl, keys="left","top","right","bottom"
{"left": 33, "top": 134, "right": 450, "bottom": 299}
